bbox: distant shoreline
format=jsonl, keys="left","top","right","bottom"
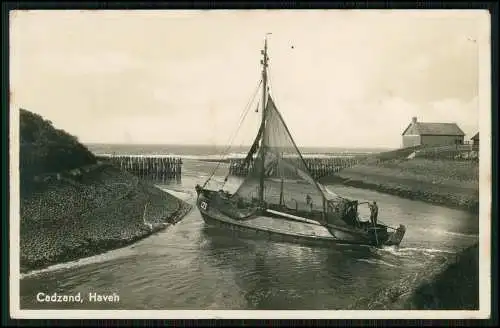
{"left": 84, "top": 142, "right": 393, "bottom": 158}
{"left": 84, "top": 142, "right": 394, "bottom": 151}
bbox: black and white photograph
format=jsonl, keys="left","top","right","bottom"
{"left": 9, "top": 9, "right": 491, "bottom": 319}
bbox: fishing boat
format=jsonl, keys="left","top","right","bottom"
{"left": 195, "top": 35, "right": 406, "bottom": 248}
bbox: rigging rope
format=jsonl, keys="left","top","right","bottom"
{"left": 221, "top": 97, "right": 261, "bottom": 189}
{"left": 266, "top": 67, "right": 349, "bottom": 203}
{"left": 202, "top": 78, "right": 263, "bottom": 188}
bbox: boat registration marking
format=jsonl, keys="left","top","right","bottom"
{"left": 200, "top": 201, "right": 208, "bottom": 210}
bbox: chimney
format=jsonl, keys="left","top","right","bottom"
{"left": 412, "top": 117, "right": 417, "bottom": 124}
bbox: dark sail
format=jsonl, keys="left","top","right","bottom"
{"left": 195, "top": 36, "right": 407, "bottom": 248}
{"left": 242, "top": 123, "right": 264, "bottom": 168}
{"left": 232, "top": 95, "right": 341, "bottom": 224}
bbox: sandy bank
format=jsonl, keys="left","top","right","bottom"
{"left": 320, "top": 159, "right": 479, "bottom": 214}
{"left": 349, "top": 243, "right": 479, "bottom": 310}
{"left": 20, "top": 164, "right": 192, "bottom": 274}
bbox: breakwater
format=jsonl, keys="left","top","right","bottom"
{"left": 97, "top": 155, "right": 183, "bottom": 181}
{"left": 228, "top": 157, "right": 359, "bottom": 179}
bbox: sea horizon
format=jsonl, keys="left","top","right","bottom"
{"left": 84, "top": 142, "right": 396, "bottom": 159}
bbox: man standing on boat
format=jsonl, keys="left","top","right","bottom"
{"left": 369, "top": 201, "right": 379, "bottom": 225}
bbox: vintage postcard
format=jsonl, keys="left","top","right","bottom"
{"left": 9, "top": 9, "right": 491, "bottom": 319}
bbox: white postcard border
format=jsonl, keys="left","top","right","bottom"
{"left": 9, "top": 9, "right": 492, "bottom": 320}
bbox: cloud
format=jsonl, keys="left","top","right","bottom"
{"left": 429, "top": 97, "right": 479, "bottom": 138}
{"left": 10, "top": 10, "right": 485, "bottom": 148}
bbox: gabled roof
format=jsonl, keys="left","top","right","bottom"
{"left": 471, "top": 132, "right": 479, "bottom": 140}
{"left": 402, "top": 122, "right": 465, "bottom": 136}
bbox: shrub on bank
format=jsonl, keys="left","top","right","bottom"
{"left": 19, "top": 108, "right": 97, "bottom": 196}
{"left": 18, "top": 108, "right": 189, "bottom": 273}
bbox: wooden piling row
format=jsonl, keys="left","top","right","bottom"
{"left": 97, "top": 155, "right": 183, "bottom": 181}
{"left": 228, "top": 157, "right": 359, "bottom": 179}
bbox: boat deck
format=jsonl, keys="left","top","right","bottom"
{"left": 208, "top": 207, "right": 347, "bottom": 243}
{"left": 240, "top": 215, "right": 333, "bottom": 237}
{"left": 197, "top": 190, "right": 405, "bottom": 247}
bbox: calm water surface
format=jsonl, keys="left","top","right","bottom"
{"left": 20, "top": 160, "right": 479, "bottom": 310}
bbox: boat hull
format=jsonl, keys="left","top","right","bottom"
{"left": 196, "top": 191, "right": 405, "bottom": 248}
{"left": 199, "top": 208, "right": 368, "bottom": 248}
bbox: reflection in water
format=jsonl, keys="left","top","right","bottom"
{"left": 19, "top": 168, "right": 478, "bottom": 310}
{"left": 198, "top": 226, "right": 440, "bottom": 310}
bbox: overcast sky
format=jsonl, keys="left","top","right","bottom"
{"left": 10, "top": 10, "right": 488, "bottom": 148}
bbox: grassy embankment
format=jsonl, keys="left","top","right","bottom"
{"left": 327, "top": 147, "right": 480, "bottom": 310}
{"left": 19, "top": 109, "right": 192, "bottom": 273}
{"left": 320, "top": 147, "right": 479, "bottom": 214}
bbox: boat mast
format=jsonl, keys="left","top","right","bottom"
{"left": 279, "top": 169, "right": 284, "bottom": 206}
{"left": 258, "top": 34, "right": 270, "bottom": 206}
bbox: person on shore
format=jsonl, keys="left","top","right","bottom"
{"left": 368, "top": 201, "right": 378, "bottom": 226}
